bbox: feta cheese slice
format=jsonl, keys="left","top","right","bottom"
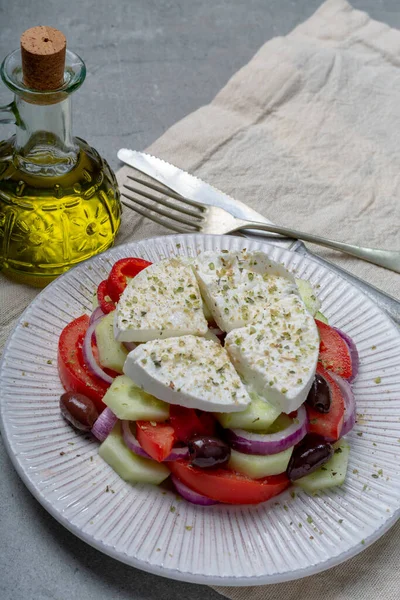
{"left": 192, "top": 250, "right": 298, "bottom": 332}
{"left": 114, "top": 258, "right": 208, "bottom": 342}
{"left": 225, "top": 295, "right": 319, "bottom": 414}
{"left": 123, "top": 335, "right": 251, "bottom": 412}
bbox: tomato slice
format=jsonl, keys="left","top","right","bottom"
{"left": 169, "top": 460, "right": 290, "bottom": 505}
{"left": 316, "top": 319, "right": 352, "bottom": 379}
{"left": 107, "top": 257, "right": 152, "bottom": 303}
{"left": 58, "top": 315, "right": 109, "bottom": 411}
{"left": 97, "top": 280, "right": 116, "bottom": 314}
{"left": 136, "top": 421, "right": 175, "bottom": 462}
{"left": 169, "top": 406, "right": 216, "bottom": 443}
{"left": 306, "top": 363, "right": 345, "bottom": 442}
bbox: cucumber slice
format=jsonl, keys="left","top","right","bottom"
{"left": 99, "top": 422, "right": 170, "bottom": 484}
{"left": 294, "top": 440, "right": 350, "bottom": 493}
{"left": 95, "top": 311, "right": 128, "bottom": 373}
{"left": 266, "top": 413, "right": 293, "bottom": 433}
{"left": 102, "top": 374, "right": 170, "bottom": 421}
{"left": 315, "top": 311, "right": 329, "bottom": 324}
{"left": 229, "top": 447, "right": 293, "bottom": 478}
{"left": 216, "top": 392, "right": 281, "bottom": 432}
{"left": 296, "top": 278, "right": 321, "bottom": 316}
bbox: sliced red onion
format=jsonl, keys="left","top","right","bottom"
{"left": 330, "top": 372, "right": 356, "bottom": 437}
{"left": 163, "top": 446, "right": 190, "bottom": 461}
{"left": 83, "top": 321, "right": 114, "bottom": 384}
{"left": 225, "top": 405, "right": 308, "bottom": 455}
{"left": 121, "top": 421, "right": 189, "bottom": 461}
{"left": 89, "top": 306, "right": 105, "bottom": 326}
{"left": 123, "top": 341, "right": 137, "bottom": 352}
{"left": 122, "top": 420, "right": 151, "bottom": 458}
{"left": 334, "top": 327, "right": 359, "bottom": 383}
{"left": 171, "top": 475, "right": 219, "bottom": 506}
{"left": 91, "top": 408, "right": 118, "bottom": 441}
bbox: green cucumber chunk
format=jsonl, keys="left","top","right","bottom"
{"left": 95, "top": 311, "right": 128, "bottom": 373}
{"left": 315, "top": 311, "right": 329, "bottom": 324}
{"left": 229, "top": 446, "right": 293, "bottom": 478}
{"left": 296, "top": 278, "right": 321, "bottom": 316}
{"left": 294, "top": 439, "right": 350, "bottom": 493}
{"left": 102, "top": 375, "right": 170, "bottom": 421}
{"left": 99, "top": 422, "right": 170, "bottom": 484}
{"left": 216, "top": 392, "right": 281, "bottom": 432}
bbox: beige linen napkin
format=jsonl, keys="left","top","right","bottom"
{"left": 0, "top": 0, "right": 399, "bottom": 597}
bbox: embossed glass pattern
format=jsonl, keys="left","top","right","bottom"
{"left": 0, "top": 49, "right": 121, "bottom": 286}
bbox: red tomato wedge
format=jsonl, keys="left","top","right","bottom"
{"left": 97, "top": 280, "right": 116, "bottom": 314}
{"left": 169, "top": 460, "right": 290, "bottom": 505}
{"left": 107, "top": 257, "right": 152, "bottom": 303}
{"left": 306, "top": 363, "right": 345, "bottom": 442}
{"left": 169, "top": 406, "right": 216, "bottom": 443}
{"left": 136, "top": 421, "right": 175, "bottom": 462}
{"left": 58, "top": 315, "right": 109, "bottom": 411}
{"left": 316, "top": 319, "right": 352, "bottom": 379}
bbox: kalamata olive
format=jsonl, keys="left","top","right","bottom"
{"left": 188, "top": 436, "right": 231, "bottom": 468}
{"left": 306, "top": 374, "right": 331, "bottom": 413}
{"left": 60, "top": 392, "right": 99, "bottom": 431}
{"left": 287, "top": 433, "right": 333, "bottom": 481}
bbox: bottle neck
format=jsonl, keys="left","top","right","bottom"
{"left": 14, "top": 94, "right": 78, "bottom": 176}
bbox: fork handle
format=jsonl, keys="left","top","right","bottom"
{"left": 234, "top": 222, "right": 400, "bottom": 274}
{"left": 290, "top": 241, "right": 400, "bottom": 326}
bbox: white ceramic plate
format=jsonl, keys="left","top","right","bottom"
{"left": 1, "top": 234, "right": 400, "bottom": 586}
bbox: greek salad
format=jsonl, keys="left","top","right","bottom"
{"left": 58, "top": 250, "right": 359, "bottom": 505}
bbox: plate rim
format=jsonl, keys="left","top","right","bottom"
{"left": 1, "top": 232, "right": 399, "bottom": 586}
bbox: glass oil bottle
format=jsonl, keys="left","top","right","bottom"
{"left": 0, "top": 26, "right": 121, "bottom": 287}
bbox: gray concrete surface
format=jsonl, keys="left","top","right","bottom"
{"left": 0, "top": 1, "right": 398, "bottom": 599}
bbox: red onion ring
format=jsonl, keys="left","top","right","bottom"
{"left": 83, "top": 321, "right": 114, "bottom": 384}
{"left": 329, "top": 372, "right": 356, "bottom": 437}
{"left": 122, "top": 420, "right": 151, "bottom": 458}
{"left": 163, "top": 446, "right": 190, "bottom": 461}
{"left": 334, "top": 327, "right": 359, "bottom": 383}
{"left": 225, "top": 405, "right": 308, "bottom": 455}
{"left": 89, "top": 306, "right": 105, "bottom": 326}
{"left": 123, "top": 341, "right": 137, "bottom": 352}
{"left": 91, "top": 408, "right": 118, "bottom": 441}
{"left": 122, "top": 421, "right": 189, "bottom": 461}
{"left": 171, "top": 475, "right": 219, "bottom": 506}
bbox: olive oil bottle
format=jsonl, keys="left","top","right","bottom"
{"left": 0, "top": 26, "right": 121, "bottom": 287}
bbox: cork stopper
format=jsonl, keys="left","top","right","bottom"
{"left": 20, "top": 26, "right": 66, "bottom": 91}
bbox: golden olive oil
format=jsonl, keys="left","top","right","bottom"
{"left": 0, "top": 137, "right": 121, "bottom": 287}
{"left": 0, "top": 30, "right": 122, "bottom": 287}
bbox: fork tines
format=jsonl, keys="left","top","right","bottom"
{"left": 121, "top": 173, "right": 205, "bottom": 233}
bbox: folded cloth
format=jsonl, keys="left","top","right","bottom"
{"left": 0, "top": 0, "right": 399, "bottom": 597}
{"left": 115, "top": 0, "right": 400, "bottom": 303}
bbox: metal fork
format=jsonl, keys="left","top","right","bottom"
{"left": 121, "top": 176, "right": 400, "bottom": 274}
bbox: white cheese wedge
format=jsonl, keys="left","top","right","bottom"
{"left": 225, "top": 295, "right": 319, "bottom": 414}
{"left": 114, "top": 258, "right": 208, "bottom": 342}
{"left": 192, "top": 250, "right": 298, "bottom": 332}
{"left": 123, "top": 334, "right": 251, "bottom": 412}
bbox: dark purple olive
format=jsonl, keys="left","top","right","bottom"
{"left": 287, "top": 434, "right": 333, "bottom": 481}
{"left": 188, "top": 436, "right": 231, "bottom": 468}
{"left": 60, "top": 392, "right": 99, "bottom": 431}
{"left": 306, "top": 374, "right": 331, "bottom": 413}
